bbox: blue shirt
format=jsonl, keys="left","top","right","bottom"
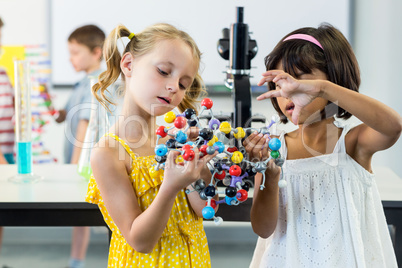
{"left": 63, "top": 69, "right": 103, "bottom": 163}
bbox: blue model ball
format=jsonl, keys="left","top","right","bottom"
{"left": 268, "top": 137, "right": 281, "bottom": 151}
{"left": 175, "top": 131, "right": 188, "bottom": 144}
{"left": 202, "top": 206, "right": 215, "bottom": 219}
{"left": 225, "top": 195, "right": 238, "bottom": 205}
{"left": 213, "top": 141, "right": 225, "bottom": 153}
{"left": 155, "top": 144, "right": 168, "bottom": 157}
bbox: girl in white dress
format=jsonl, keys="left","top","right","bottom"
{"left": 244, "top": 23, "right": 401, "bottom": 268}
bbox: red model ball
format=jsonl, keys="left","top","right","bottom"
{"left": 174, "top": 116, "right": 187, "bottom": 129}
{"left": 156, "top": 126, "right": 167, "bottom": 137}
{"left": 214, "top": 170, "right": 226, "bottom": 180}
{"left": 229, "top": 165, "right": 241, "bottom": 177}
{"left": 236, "top": 189, "right": 248, "bottom": 202}
{"left": 201, "top": 98, "right": 213, "bottom": 109}
{"left": 182, "top": 149, "right": 195, "bottom": 161}
{"left": 207, "top": 199, "right": 217, "bottom": 209}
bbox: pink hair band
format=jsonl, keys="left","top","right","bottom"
{"left": 283, "top": 34, "right": 323, "bottom": 50}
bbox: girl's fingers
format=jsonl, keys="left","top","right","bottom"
{"left": 256, "top": 90, "right": 282, "bottom": 101}
{"left": 272, "top": 73, "right": 290, "bottom": 83}
{"left": 242, "top": 132, "right": 256, "bottom": 148}
{"left": 166, "top": 150, "right": 181, "bottom": 169}
{"left": 257, "top": 76, "right": 272, "bottom": 86}
{"left": 187, "top": 126, "right": 199, "bottom": 141}
{"left": 261, "top": 135, "right": 269, "bottom": 160}
{"left": 257, "top": 71, "right": 283, "bottom": 86}
{"left": 198, "top": 151, "right": 217, "bottom": 170}
{"left": 261, "top": 70, "right": 285, "bottom": 77}
{"left": 244, "top": 133, "right": 266, "bottom": 160}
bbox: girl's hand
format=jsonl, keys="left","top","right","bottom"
{"left": 162, "top": 148, "right": 217, "bottom": 193}
{"left": 264, "top": 158, "right": 281, "bottom": 185}
{"left": 243, "top": 132, "right": 270, "bottom": 162}
{"left": 187, "top": 126, "right": 199, "bottom": 142}
{"left": 243, "top": 133, "right": 281, "bottom": 187}
{"left": 257, "top": 70, "right": 321, "bottom": 124}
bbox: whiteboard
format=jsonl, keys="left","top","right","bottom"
{"left": 0, "top": 0, "right": 49, "bottom": 46}
{"left": 50, "top": 0, "right": 351, "bottom": 86}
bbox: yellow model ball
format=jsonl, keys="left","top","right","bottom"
{"left": 175, "top": 155, "right": 184, "bottom": 164}
{"left": 164, "top": 111, "right": 176, "bottom": 123}
{"left": 207, "top": 135, "right": 218, "bottom": 146}
{"left": 219, "top": 122, "right": 232, "bottom": 134}
{"left": 231, "top": 151, "right": 243, "bottom": 164}
{"left": 233, "top": 127, "right": 245, "bottom": 139}
{"left": 149, "top": 166, "right": 162, "bottom": 178}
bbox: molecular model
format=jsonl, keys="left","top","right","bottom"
{"left": 149, "top": 98, "right": 285, "bottom": 225}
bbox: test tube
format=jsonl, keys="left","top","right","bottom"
{"left": 9, "top": 60, "right": 42, "bottom": 183}
{"left": 77, "top": 76, "right": 109, "bottom": 180}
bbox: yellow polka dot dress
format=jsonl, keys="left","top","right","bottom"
{"left": 86, "top": 134, "right": 211, "bottom": 268}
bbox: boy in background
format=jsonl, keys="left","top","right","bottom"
{"left": 0, "top": 16, "right": 15, "bottom": 268}
{"left": 55, "top": 24, "right": 105, "bottom": 268}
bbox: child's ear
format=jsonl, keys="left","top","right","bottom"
{"left": 92, "top": 47, "right": 102, "bottom": 61}
{"left": 120, "top": 52, "right": 133, "bottom": 77}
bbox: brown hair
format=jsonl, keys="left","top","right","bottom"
{"left": 68, "top": 24, "right": 105, "bottom": 52}
{"left": 93, "top": 23, "right": 205, "bottom": 113}
{"left": 0, "top": 17, "right": 4, "bottom": 28}
{"left": 264, "top": 23, "right": 360, "bottom": 123}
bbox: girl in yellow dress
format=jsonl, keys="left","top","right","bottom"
{"left": 86, "top": 23, "right": 217, "bottom": 267}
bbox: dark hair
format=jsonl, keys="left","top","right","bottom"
{"left": 68, "top": 24, "right": 105, "bottom": 52}
{"left": 0, "top": 17, "right": 4, "bottom": 28}
{"left": 265, "top": 23, "right": 360, "bottom": 123}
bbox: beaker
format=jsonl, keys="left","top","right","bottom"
{"left": 77, "top": 76, "right": 110, "bottom": 180}
{"left": 9, "top": 60, "right": 42, "bottom": 183}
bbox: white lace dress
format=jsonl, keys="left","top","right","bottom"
{"left": 249, "top": 121, "right": 398, "bottom": 268}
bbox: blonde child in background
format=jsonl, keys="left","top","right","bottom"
{"left": 54, "top": 24, "right": 105, "bottom": 268}
{"left": 0, "top": 16, "right": 15, "bottom": 268}
{"left": 86, "top": 23, "right": 217, "bottom": 267}
{"left": 244, "top": 23, "right": 401, "bottom": 267}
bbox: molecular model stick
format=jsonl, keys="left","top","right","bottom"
{"left": 149, "top": 98, "right": 285, "bottom": 225}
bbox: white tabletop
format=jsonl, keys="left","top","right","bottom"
{"left": 0, "top": 164, "right": 401, "bottom": 203}
{"left": 243, "top": 166, "right": 402, "bottom": 202}
{"left": 0, "top": 164, "right": 89, "bottom": 203}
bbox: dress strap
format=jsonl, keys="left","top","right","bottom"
{"left": 104, "top": 133, "right": 137, "bottom": 160}
{"left": 332, "top": 120, "right": 360, "bottom": 154}
{"left": 278, "top": 130, "right": 288, "bottom": 160}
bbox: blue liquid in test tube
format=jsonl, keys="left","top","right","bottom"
{"left": 8, "top": 60, "right": 42, "bottom": 183}
{"left": 17, "top": 141, "right": 32, "bottom": 174}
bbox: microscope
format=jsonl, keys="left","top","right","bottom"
{"left": 217, "top": 6, "right": 259, "bottom": 128}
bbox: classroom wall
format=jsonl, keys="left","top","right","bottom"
{"left": 49, "top": 0, "right": 351, "bottom": 86}
{"left": 1, "top": 0, "right": 401, "bottom": 176}
{"left": 354, "top": 0, "right": 402, "bottom": 177}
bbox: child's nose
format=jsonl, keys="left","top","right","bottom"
{"left": 166, "top": 81, "right": 179, "bottom": 92}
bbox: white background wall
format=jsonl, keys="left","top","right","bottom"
{"left": 49, "top": 0, "right": 351, "bottom": 86}
{"left": 0, "top": 0, "right": 401, "bottom": 177}
{"left": 354, "top": 0, "right": 402, "bottom": 177}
